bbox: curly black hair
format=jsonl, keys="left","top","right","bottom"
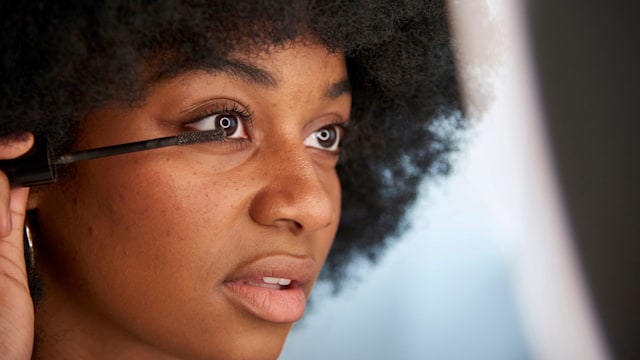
{"left": 0, "top": 0, "right": 463, "bottom": 288}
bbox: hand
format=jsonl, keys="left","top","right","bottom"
{"left": 0, "top": 133, "right": 35, "bottom": 359}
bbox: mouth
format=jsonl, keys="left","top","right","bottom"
{"left": 222, "top": 255, "right": 317, "bottom": 323}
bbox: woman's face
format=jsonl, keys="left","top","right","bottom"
{"left": 34, "top": 42, "right": 350, "bottom": 359}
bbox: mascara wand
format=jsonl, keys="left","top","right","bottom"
{"left": 1, "top": 128, "right": 226, "bottom": 187}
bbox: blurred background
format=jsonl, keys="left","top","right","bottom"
{"left": 280, "top": 0, "right": 638, "bottom": 359}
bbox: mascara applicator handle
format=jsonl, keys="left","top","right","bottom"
{"left": 0, "top": 140, "right": 55, "bottom": 187}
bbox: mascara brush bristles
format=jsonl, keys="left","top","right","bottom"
{"left": 177, "top": 128, "right": 226, "bottom": 145}
{"left": 51, "top": 128, "right": 226, "bottom": 165}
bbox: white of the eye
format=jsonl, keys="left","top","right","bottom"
{"left": 188, "top": 115, "right": 216, "bottom": 131}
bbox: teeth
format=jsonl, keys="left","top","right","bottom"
{"left": 262, "top": 277, "right": 292, "bottom": 286}
{"left": 262, "top": 277, "right": 279, "bottom": 284}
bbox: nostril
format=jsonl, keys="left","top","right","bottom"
{"left": 268, "top": 218, "right": 303, "bottom": 232}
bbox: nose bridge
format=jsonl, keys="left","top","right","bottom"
{"left": 249, "top": 139, "right": 335, "bottom": 233}
{"left": 274, "top": 142, "right": 315, "bottom": 183}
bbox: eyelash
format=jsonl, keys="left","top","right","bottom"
{"left": 188, "top": 100, "right": 254, "bottom": 125}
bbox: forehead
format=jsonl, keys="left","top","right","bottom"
{"left": 231, "top": 42, "right": 349, "bottom": 94}
{"left": 233, "top": 41, "right": 344, "bottom": 74}
{"left": 146, "top": 41, "right": 350, "bottom": 103}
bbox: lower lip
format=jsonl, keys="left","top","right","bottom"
{"left": 223, "top": 281, "right": 308, "bottom": 323}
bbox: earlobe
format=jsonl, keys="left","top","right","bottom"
{"left": 26, "top": 188, "right": 42, "bottom": 210}
{"left": 27, "top": 184, "right": 58, "bottom": 210}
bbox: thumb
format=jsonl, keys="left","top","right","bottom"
{"left": 0, "top": 133, "right": 34, "bottom": 236}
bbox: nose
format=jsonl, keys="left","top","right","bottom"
{"left": 248, "top": 142, "right": 338, "bottom": 235}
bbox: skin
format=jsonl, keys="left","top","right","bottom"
{"left": 2, "top": 42, "right": 351, "bottom": 359}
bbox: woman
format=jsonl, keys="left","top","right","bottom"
{"left": 0, "top": 1, "right": 461, "bottom": 359}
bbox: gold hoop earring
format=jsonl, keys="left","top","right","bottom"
{"left": 24, "top": 219, "right": 35, "bottom": 272}
{"left": 23, "top": 212, "right": 36, "bottom": 273}
{"left": 23, "top": 209, "right": 43, "bottom": 302}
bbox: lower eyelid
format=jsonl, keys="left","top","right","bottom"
{"left": 194, "top": 137, "right": 251, "bottom": 153}
{"left": 224, "top": 138, "right": 251, "bottom": 151}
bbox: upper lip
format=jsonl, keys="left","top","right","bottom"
{"left": 223, "top": 254, "right": 318, "bottom": 286}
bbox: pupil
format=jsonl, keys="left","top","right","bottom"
{"left": 217, "top": 115, "right": 237, "bottom": 135}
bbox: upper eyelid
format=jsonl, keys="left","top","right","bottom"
{"left": 181, "top": 98, "right": 252, "bottom": 115}
{"left": 182, "top": 99, "right": 254, "bottom": 124}
{"left": 321, "top": 118, "right": 350, "bottom": 132}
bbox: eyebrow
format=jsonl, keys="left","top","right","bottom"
{"left": 326, "top": 78, "right": 351, "bottom": 99}
{"left": 218, "top": 59, "right": 351, "bottom": 99}
{"left": 220, "top": 60, "right": 278, "bottom": 88}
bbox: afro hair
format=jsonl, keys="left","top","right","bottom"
{"left": 0, "top": 0, "right": 463, "bottom": 287}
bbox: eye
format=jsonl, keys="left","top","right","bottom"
{"left": 186, "top": 113, "right": 248, "bottom": 139}
{"left": 304, "top": 124, "right": 344, "bottom": 152}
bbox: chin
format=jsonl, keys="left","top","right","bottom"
{"left": 167, "top": 321, "right": 294, "bottom": 360}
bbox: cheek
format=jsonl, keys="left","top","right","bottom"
{"left": 40, "top": 157, "right": 242, "bottom": 303}
{"left": 312, "top": 172, "right": 342, "bottom": 262}
{"left": 82, "top": 158, "right": 237, "bottom": 265}
{"left": 37, "top": 157, "right": 256, "bottom": 347}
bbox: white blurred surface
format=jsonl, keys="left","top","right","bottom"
{"left": 280, "top": 85, "right": 529, "bottom": 359}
